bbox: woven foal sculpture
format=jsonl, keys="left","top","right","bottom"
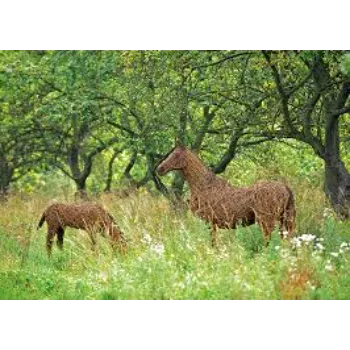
{"left": 38, "top": 203, "right": 126, "bottom": 256}
{"left": 157, "top": 146, "right": 296, "bottom": 246}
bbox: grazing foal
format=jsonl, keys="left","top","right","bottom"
{"left": 157, "top": 146, "right": 295, "bottom": 246}
{"left": 38, "top": 203, "right": 126, "bottom": 256}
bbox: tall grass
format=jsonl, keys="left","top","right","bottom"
{"left": 1, "top": 174, "right": 349, "bottom": 299}
{"left": 1, "top": 143, "right": 349, "bottom": 299}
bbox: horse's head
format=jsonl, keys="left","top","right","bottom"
{"left": 157, "top": 146, "right": 188, "bottom": 176}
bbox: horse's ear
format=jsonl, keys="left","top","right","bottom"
{"left": 174, "top": 136, "right": 185, "bottom": 149}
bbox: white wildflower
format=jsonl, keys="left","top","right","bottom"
{"left": 306, "top": 281, "right": 316, "bottom": 291}
{"left": 274, "top": 246, "right": 280, "bottom": 251}
{"left": 141, "top": 232, "right": 152, "bottom": 244}
{"left": 289, "top": 258, "right": 297, "bottom": 268}
{"left": 280, "top": 248, "right": 289, "bottom": 259}
{"left": 186, "top": 243, "right": 194, "bottom": 251}
{"left": 291, "top": 237, "right": 302, "bottom": 248}
{"left": 150, "top": 243, "right": 165, "bottom": 256}
{"left": 218, "top": 252, "right": 229, "bottom": 260}
{"left": 315, "top": 243, "right": 325, "bottom": 251}
{"left": 330, "top": 252, "right": 339, "bottom": 258}
{"left": 176, "top": 282, "right": 185, "bottom": 289}
{"left": 99, "top": 272, "right": 108, "bottom": 282}
{"left": 289, "top": 267, "right": 297, "bottom": 273}
{"left": 340, "top": 242, "right": 350, "bottom": 251}
{"left": 185, "top": 274, "right": 192, "bottom": 284}
{"left": 292, "top": 234, "right": 317, "bottom": 248}
{"left": 233, "top": 275, "right": 241, "bottom": 283}
{"left": 295, "top": 240, "right": 302, "bottom": 248}
{"left": 300, "top": 234, "right": 316, "bottom": 242}
{"left": 282, "top": 231, "right": 289, "bottom": 238}
{"left": 325, "top": 260, "right": 334, "bottom": 272}
{"left": 323, "top": 208, "right": 334, "bottom": 219}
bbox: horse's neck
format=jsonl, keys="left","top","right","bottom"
{"left": 182, "top": 154, "right": 215, "bottom": 193}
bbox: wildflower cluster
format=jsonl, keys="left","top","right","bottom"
{"left": 291, "top": 234, "right": 327, "bottom": 251}
{"left": 141, "top": 231, "right": 165, "bottom": 257}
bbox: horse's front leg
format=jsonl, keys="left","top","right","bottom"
{"left": 210, "top": 224, "right": 219, "bottom": 248}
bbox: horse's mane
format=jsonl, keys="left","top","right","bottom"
{"left": 157, "top": 146, "right": 177, "bottom": 167}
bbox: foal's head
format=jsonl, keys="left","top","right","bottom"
{"left": 157, "top": 146, "right": 187, "bottom": 176}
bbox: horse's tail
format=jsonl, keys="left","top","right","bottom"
{"left": 283, "top": 185, "right": 296, "bottom": 237}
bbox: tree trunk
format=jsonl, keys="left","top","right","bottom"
{"left": 74, "top": 178, "right": 88, "bottom": 201}
{"left": 168, "top": 88, "right": 188, "bottom": 211}
{"left": 323, "top": 111, "right": 350, "bottom": 218}
{"left": 170, "top": 173, "right": 186, "bottom": 212}
{"left": 104, "top": 151, "right": 120, "bottom": 192}
{"left": 67, "top": 139, "right": 92, "bottom": 201}
{"left": 0, "top": 175, "right": 10, "bottom": 202}
{"left": 324, "top": 160, "right": 350, "bottom": 218}
{"left": 0, "top": 157, "right": 12, "bottom": 202}
{"left": 0, "top": 185, "right": 9, "bottom": 202}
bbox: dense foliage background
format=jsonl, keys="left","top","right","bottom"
{"left": 1, "top": 50, "right": 349, "bottom": 213}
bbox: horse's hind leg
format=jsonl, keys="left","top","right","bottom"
{"left": 56, "top": 227, "right": 65, "bottom": 250}
{"left": 279, "top": 214, "right": 287, "bottom": 239}
{"left": 278, "top": 207, "right": 296, "bottom": 240}
{"left": 286, "top": 207, "right": 296, "bottom": 238}
{"left": 257, "top": 217, "right": 274, "bottom": 244}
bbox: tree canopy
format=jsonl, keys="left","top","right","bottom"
{"left": 0, "top": 50, "right": 349, "bottom": 216}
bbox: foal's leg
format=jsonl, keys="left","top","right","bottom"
{"left": 87, "top": 229, "right": 97, "bottom": 251}
{"left": 108, "top": 226, "right": 127, "bottom": 254}
{"left": 46, "top": 228, "right": 56, "bottom": 257}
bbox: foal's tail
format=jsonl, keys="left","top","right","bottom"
{"left": 107, "top": 212, "right": 116, "bottom": 224}
{"left": 37, "top": 213, "right": 46, "bottom": 230}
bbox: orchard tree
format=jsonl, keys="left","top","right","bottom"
{"left": 32, "top": 51, "right": 126, "bottom": 197}
{"left": 261, "top": 51, "right": 350, "bottom": 217}
{"left": 0, "top": 51, "right": 50, "bottom": 199}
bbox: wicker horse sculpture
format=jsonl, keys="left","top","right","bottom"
{"left": 157, "top": 146, "right": 296, "bottom": 246}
